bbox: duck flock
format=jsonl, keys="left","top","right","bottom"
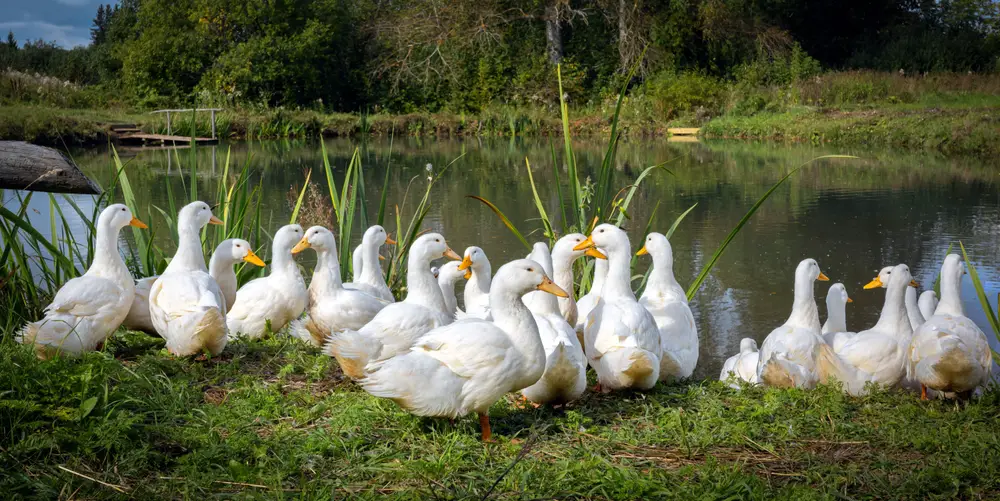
{"left": 18, "top": 201, "right": 993, "bottom": 441}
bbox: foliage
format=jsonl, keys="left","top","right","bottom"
{"left": 1, "top": 0, "right": 998, "bottom": 113}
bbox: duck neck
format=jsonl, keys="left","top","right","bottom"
{"left": 269, "top": 242, "right": 298, "bottom": 278}
{"left": 439, "top": 279, "right": 458, "bottom": 315}
{"left": 645, "top": 251, "right": 684, "bottom": 299}
{"left": 359, "top": 240, "right": 383, "bottom": 283}
{"left": 904, "top": 286, "right": 924, "bottom": 328}
{"left": 824, "top": 296, "right": 846, "bottom": 333}
{"left": 603, "top": 247, "right": 635, "bottom": 300}
{"left": 312, "top": 247, "right": 344, "bottom": 295}
{"left": 491, "top": 287, "right": 545, "bottom": 383}
{"left": 468, "top": 261, "right": 492, "bottom": 296}
{"left": 551, "top": 250, "right": 576, "bottom": 296}
{"left": 88, "top": 222, "right": 128, "bottom": 280}
{"left": 406, "top": 253, "right": 447, "bottom": 312}
{"left": 165, "top": 222, "right": 206, "bottom": 274}
{"left": 208, "top": 253, "right": 234, "bottom": 284}
{"left": 937, "top": 267, "right": 964, "bottom": 317}
{"left": 873, "top": 282, "right": 911, "bottom": 338}
{"left": 589, "top": 258, "right": 608, "bottom": 295}
{"left": 786, "top": 274, "right": 820, "bottom": 331}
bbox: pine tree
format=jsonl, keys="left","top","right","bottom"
{"left": 5, "top": 31, "right": 15, "bottom": 50}
{"left": 91, "top": 4, "right": 107, "bottom": 45}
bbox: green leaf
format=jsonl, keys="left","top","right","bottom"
{"left": 686, "top": 155, "right": 858, "bottom": 301}
{"left": 959, "top": 242, "right": 1000, "bottom": 339}
{"left": 467, "top": 195, "right": 531, "bottom": 250}
{"left": 78, "top": 396, "right": 98, "bottom": 420}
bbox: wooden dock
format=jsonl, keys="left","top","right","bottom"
{"left": 115, "top": 132, "right": 217, "bottom": 146}
{"left": 668, "top": 127, "right": 700, "bottom": 136}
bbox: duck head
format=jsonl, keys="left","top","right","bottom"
{"left": 273, "top": 224, "right": 304, "bottom": 254}
{"left": 436, "top": 260, "right": 467, "bottom": 287}
{"left": 177, "top": 201, "right": 222, "bottom": 230}
{"left": 412, "top": 233, "right": 461, "bottom": 264}
{"left": 494, "top": 259, "right": 569, "bottom": 298}
{"left": 554, "top": 233, "right": 606, "bottom": 260}
{"left": 100, "top": 203, "right": 147, "bottom": 231}
{"left": 216, "top": 238, "right": 265, "bottom": 267}
{"left": 636, "top": 232, "right": 671, "bottom": 261}
{"left": 864, "top": 265, "right": 919, "bottom": 289}
{"left": 827, "top": 282, "right": 852, "bottom": 305}
{"left": 739, "top": 338, "right": 758, "bottom": 354}
{"left": 458, "top": 246, "right": 489, "bottom": 280}
{"left": 293, "top": 226, "right": 336, "bottom": 254}
{"left": 574, "top": 223, "right": 628, "bottom": 256}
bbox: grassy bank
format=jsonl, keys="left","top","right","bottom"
{"left": 3, "top": 334, "right": 999, "bottom": 499}
{"left": 2, "top": 70, "right": 1000, "bottom": 157}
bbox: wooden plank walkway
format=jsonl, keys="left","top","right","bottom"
{"left": 667, "top": 127, "right": 700, "bottom": 136}
{"left": 116, "top": 133, "right": 218, "bottom": 146}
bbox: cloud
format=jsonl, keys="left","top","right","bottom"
{"left": 0, "top": 21, "right": 91, "bottom": 48}
{"left": 54, "top": 0, "right": 94, "bottom": 6}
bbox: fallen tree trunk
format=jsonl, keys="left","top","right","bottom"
{"left": 0, "top": 141, "right": 102, "bottom": 195}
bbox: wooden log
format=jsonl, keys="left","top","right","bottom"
{"left": 0, "top": 141, "right": 102, "bottom": 195}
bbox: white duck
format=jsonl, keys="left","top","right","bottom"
{"left": 719, "top": 338, "right": 760, "bottom": 388}
{"left": 19, "top": 204, "right": 146, "bottom": 357}
{"left": 521, "top": 243, "right": 587, "bottom": 405}
{"left": 123, "top": 239, "right": 264, "bottom": 334}
{"left": 637, "top": 232, "right": 699, "bottom": 380}
{"left": 864, "top": 266, "right": 924, "bottom": 330}
{"left": 908, "top": 254, "right": 992, "bottom": 400}
{"left": 435, "top": 261, "right": 467, "bottom": 318}
{"left": 358, "top": 259, "right": 568, "bottom": 441}
{"left": 918, "top": 290, "right": 939, "bottom": 322}
{"left": 575, "top": 224, "right": 661, "bottom": 391}
{"left": 549, "top": 233, "right": 606, "bottom": 325}
{"left": 459, "top": 246, "right": 491, "bottom": 319}
{"left": 821, "top": 283, "right": 854, "bottom": 351}
{"left": 290, "top": 226, "right": 387, "bottom": 347}
{"left": 756, "top": 258, "right": 829, "bottom": 389}
{"left": 346, "top": 225, "right": 395, "bottom": 302}
{"left": 226, "top": 225, "right": 309, "bottom": 339}
{"left": 148, "top": 202, "right": 229, "bottom": 357}
{"left": 326, "top": 233, "right": 460, "bottom": 378}
{"left": 815, "top": 264, "right": 915, "bottom": 395}
{"left": 574, "top": 255, "right": 608, "bottom": 343}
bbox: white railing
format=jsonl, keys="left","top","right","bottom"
{"left": 149, "top": 108, "right": 223, "bottom": 138}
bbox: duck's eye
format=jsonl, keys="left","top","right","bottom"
{"left": 121, "top": 207, "right": 126, "bottom": 212}
{"left": 527, "top": 267, "right": 534, "bottom": 272}
{"left": 435, "top": 239, "right": 440, "bottom": 242}
{"left": 235, "top": 244, "right": 241, "bottom": 248}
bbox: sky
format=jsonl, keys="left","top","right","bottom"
{"left": 0, "top": 0, "right": 111, "bottom": 48}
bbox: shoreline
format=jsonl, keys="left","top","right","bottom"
{"left": 2, "top": 104, "right": 999, "bottom": 159}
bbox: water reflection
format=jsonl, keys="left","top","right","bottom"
{"left": 8, "top": 137, "right": 1000, "bottom": 378}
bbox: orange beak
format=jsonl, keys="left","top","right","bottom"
{"left": 458, "top": 255, "right": 473, "bottom": 270}
{"left": 243, "top": 250, "right": 266, "bottom": 267}
{"left": 209, "top": 215, "right": 224, "bottom": 225}
{"left": 385, "top": 234, "right": 397, "bottom": 245}
{"left": 444, "top": 247, "right": 462, "bottom": 261}
{"left": 635, "top": 245, "right": 648, "bottom": 256}
{"left": 129, "top": 216, "right": 148, "bottom": 229}
{"left": 818, "top": 272, "right": 830, "bottom": 282}
{"left": 847, "top": 297, "right": 854, "bottom": 303}
{"left": 291, "top": 237, "right": 311, "bottom": 254}
{"left": 537, "top": 276, "right": 569, "bottom": 298}
{"left": 573, "top": 235, "right": 596, "bottom": 252}
{"left": 910, "top": 279, "right": 919, "bottom": 287}
{"left": 586, "top": 248, "right": 607, "bottom": 260}
{"left": 863, "top": 277, "right": 883, "bottom": 290}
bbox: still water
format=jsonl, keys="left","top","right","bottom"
{"left": 11, "top": 137, "right": 1000, "bottom": 379}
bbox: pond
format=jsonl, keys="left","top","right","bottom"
{"left": 6, "top": 137, "right": 1000, "bottom": 379}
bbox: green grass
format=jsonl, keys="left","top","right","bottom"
{"left": 3, "top": 334, "right": 1000, "bottom": 499}
{"left": 701, "top": 106, "right": 1000, "bottom": 158}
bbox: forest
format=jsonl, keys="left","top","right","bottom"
{"left": 2, "top": 0, "right": 998, "bottom": 113}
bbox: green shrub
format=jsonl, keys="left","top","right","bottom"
{"left": 645, "top": 71, "right": 726, "bottom": 120}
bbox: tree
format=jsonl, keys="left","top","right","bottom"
{"left": 91, "top": 5, "right": 107, "bottom": 45}
{"left": 6, "top": 31, "right": 16, "bottom": 50}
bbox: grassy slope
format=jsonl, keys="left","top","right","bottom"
{"left": 3, "top": 333, "right": 999, "bottom": 500}
{"left": 701, "top": 105, "right": 1000, "bottom": 158}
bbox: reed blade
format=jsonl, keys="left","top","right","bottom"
{"left": 467, "top": 195, "right": 530, "bottom": 250}
{"left": 959, "top": 243, "right": 1000, "bottom": 347}
{"left": 685, "top": 155, "right": 858, "bottom": 301}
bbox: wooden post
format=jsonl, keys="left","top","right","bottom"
{"left": 210, "top": 109, "right": 217, "bottom": 139}
{"left": 0, "top": 142, "right": 102, "bottom": 194}
{"left": 166, "top": 111, "right": 172, "bottom": 136}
